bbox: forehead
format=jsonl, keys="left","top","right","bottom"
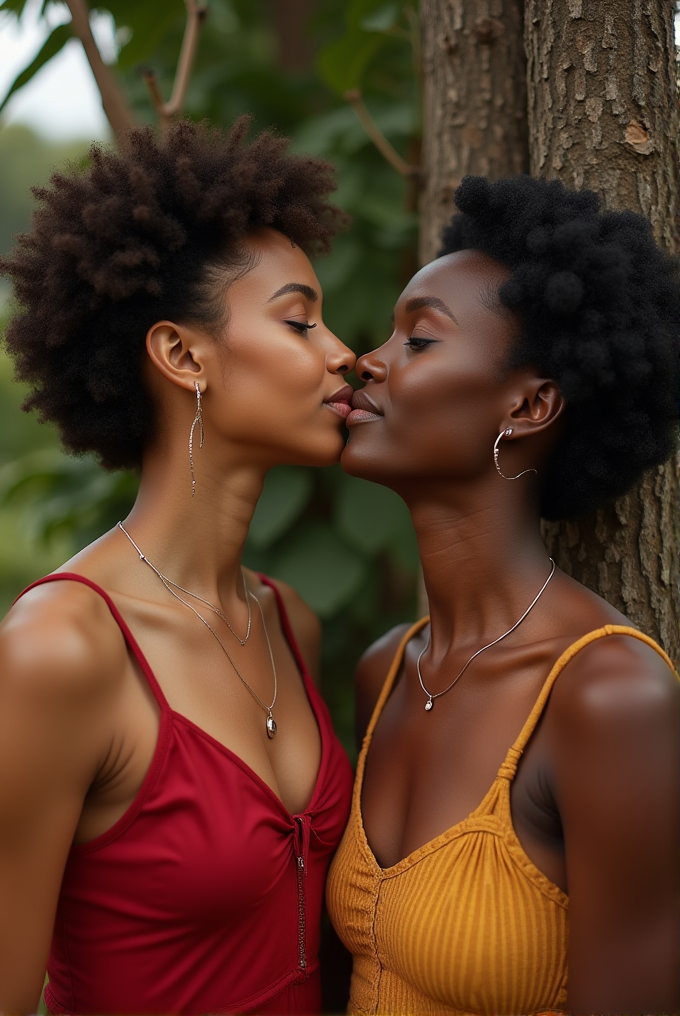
{"left": 233, "top": 228, "right": 320, "bottom": 293}
{"left": 246, "top": 228, "right": 312, "bottom": 268}
{"left": 398, "top": 249, "right": 511, "bottom": 312}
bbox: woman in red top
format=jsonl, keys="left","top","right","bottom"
{"left": 0, "top": 118, "right": 354, "bottom": 1015}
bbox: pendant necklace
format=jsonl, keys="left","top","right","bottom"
{"left": 417, "top": 558, "right": 556, "bottom": 712}
{"left": 117, "top": 521, "right": 278, "bottom": 738}
{"left": 116, "top": 522, "right": 252, "bottom": 646}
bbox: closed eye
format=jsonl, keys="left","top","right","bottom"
{"left": 286, "top": 320, "right": 317, "bottom": 335}
{"left": 404, "top": 337, "right": 437, "bottom": 351}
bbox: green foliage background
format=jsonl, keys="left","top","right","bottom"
{"left": 0, "top": 0, "right": 421, "bottom": 753}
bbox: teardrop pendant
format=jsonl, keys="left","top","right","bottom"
{"left": 266, "top": 713, "right": 278, "bottom": 738}
{"left": 425, "top": 698, "right": 434, "bottom": 712}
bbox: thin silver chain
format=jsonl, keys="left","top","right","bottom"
{"left": 117, "top": 521, "right": 251, "bottom": 644}
{"left": 417, "top": 558, "right": 556, "bottom": 712}
{"left": 117, "top": 521, "right": 277, "bottom": 734}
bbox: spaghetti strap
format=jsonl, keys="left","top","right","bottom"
{"left": 360, "top": 616, "right": 676, "bottom": 785}
{"left": 14, "top": 568, "right": 354, "bottom": 1015}
{"left": 13, "top": 571, "right": 319, "bottom": 716}
{"left": 352, "top": 618, "right": 429, "bottom": 800}
{"left": 364, "top": 618, "right": 429, "bottom": 745}
{"left": 13, "top": 572, "right": 170, "bottom": 711}
{"left": 257, "top": 573, "right": 311, "bottom": 682}
{"left": 498, "top": 623, "right": 677, "bottom": 781}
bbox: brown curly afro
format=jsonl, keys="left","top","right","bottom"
{"left": 0, "top": 117, "right": 349, "bottom": 470}
{"left": 440, "top": 175, "right": 680, "bottom": 520}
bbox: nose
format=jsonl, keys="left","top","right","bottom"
{"left": 356, "top": 348, "right": 387, "bottom": 383}
{"left": 326, "top": 333, "right": 356, "bottom": 376}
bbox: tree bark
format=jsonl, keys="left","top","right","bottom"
{"left": 525, "top": 0, "right": 680, "bottom": 662}
{"left": 419, "top": 0, "right": 529, "bottom": 264}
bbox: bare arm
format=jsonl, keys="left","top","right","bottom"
{"left": 552, "top": 636, "right": 680, "bottom": 1012}
{"left": 0, "top": 587, "right": 123, "bottom": 1014}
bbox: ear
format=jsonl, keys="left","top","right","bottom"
{"left": 502, "top": 377, "right": 565, "bottom": 439}
{"left": 145, "top": 320, "right": 208, "bottom": 394}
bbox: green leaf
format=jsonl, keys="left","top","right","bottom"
{"left": 292, "top": 105, "right": 365, "bottom": 156}
{"left": 316, "top": 30, "right": 384, "bottom": 95}
{"left": 346, "top": 0, "right": 398, "bottom": 30}
{"left": 270, "top": 522, "right": 366, "bottom": 617}
{"left": 109, "top": 0, "right": 185, "bottom": 71}
{"left": 248, "top": 466, "right": 313, "bottom": 549}
{"left": 312, "top": 234, "right": 361, "bottom": 294}
{"left": 0, "top": 0, "right": 33, "bottom": 16}
{"left": 360, "top": 3, "right": 401, "bottom": 32}
{"left": 0, "top": 22, "right": 72, "bottom": 115}
{"left": 335, "top": 474, "right": 412, "bottom": 554}
{"left": 0, "top": 450, "right": 137, "bottom": 546}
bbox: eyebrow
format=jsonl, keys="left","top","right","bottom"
{"left": 268, "top": 283, "right": 318, "bottom": 303}
{"left": 404, "top": 296, "right": 458, "bottom": 322}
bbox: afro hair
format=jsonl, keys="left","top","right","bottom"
{"left": 0, "top": 117, "right": 349, "bottom": 471}
{"left": 440, "top": 175, "right": 680, "bottom": 519}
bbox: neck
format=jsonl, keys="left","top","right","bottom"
{"left": 402, "top": 480, "right": 552, "bottom": 660}
{"left": 120, "top": 433, "right": 267, "bottom": 606}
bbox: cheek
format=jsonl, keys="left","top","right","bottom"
{"left": 222, "top": 337, "right": 325, "bottom": 410}
{"left": 343, "top": 366, "right": 498, "bottom": 477}
{"left": 390, "top": 366, "right": 485, "bottom": 443}
{"left": 208, "top": 338, "right": 339, "bottom": 457}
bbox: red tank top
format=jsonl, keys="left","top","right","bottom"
{"left": 18, "top": 572, "right": 353, "bottom": 1015}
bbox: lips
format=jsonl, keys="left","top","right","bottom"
{"left": 324, "top": 384, "right": 354, "bottom": 420}
{"left": 347, "top": 388, "right": 383, "bottom": 425}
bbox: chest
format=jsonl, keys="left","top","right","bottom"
{"left": 328, "top": 719, "right": 569, "bottom": 1016}
{"left": 76, "top": 595, "right": 323, "bottom": 842}
{"left": 360, "top": 659, "right": 566, "bottom": 886}
{"left": 54, "top": 719, "right": 353, "bottom": 1014}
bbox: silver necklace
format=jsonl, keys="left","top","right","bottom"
{"left": 417, "top": 558, "right": 556, "bottom": 712}
{"left": 117, "top": 521, "right": 277, "bottom": 738}
{"left": 117, "top": 522, "right": 251, "bottom": 645}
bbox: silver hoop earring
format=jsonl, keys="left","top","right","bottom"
{"left": 493, "top": 428, "right": 537, "bottom": 481}
{"left": 189, "top": 382, "right": 204, "bottom": 497}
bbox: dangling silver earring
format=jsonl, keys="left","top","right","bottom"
{"left": 493, "top": 427, "right": 537, "bottom": 481}
{"left": 189, "top": 382, "right": 204, "bottom": 496}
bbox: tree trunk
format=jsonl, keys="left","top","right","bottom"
{"left": 525, "top": 0, "right": 680, "bottom": 662}
{"left": 419, "top": 0, "right": 529, "bottom": 264}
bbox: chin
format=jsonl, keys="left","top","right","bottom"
{"left": 285, "top": 433, "right": 347, "bottom": 467}
{"left": 341, "top": 436, "right": 415, "bottom": 490}
{"left": 340, "top": 441, "right": 386, "bottom": 481}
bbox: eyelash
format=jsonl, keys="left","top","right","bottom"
{"left": 286, "top": 320, "right": 317, "bottom": 335}
{"left": 404, "top": 337, "right": 436, "bottom": 351}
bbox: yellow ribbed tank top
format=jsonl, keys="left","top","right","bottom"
{"left": 326, "top": 621, "right": 674, "bottom": 1016}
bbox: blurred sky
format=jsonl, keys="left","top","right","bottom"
{"left": 1, "top": 2, "right": 680, "bottom": 142}
{"left": 0, "top": 0, "right": 111, "bottom": 140}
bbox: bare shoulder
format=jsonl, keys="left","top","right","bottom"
{"left": 0, "top": 579, "right": 128, "bottom": 1013}
{"left": 246, "top": 570, "right": 321, "bottom": 682}
{"left": 548, "top": 629, "right": 680, "bottom": 760}
{"left": 545, "top": 629, "right": 680, "bottom": 1013}
{"left": 0, "top": 578, "right": 128, "bottom": 706}
{"left": 356, "top": 622, "right": 418, "bottom": 744}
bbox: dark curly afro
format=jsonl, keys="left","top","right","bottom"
{"left": 0, "top": 117, "right": 349, "bottom": 470}
{"left": 440, "top": 175, "right": 680, "bottom": 519}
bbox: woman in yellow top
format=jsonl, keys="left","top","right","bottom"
{"left": 327, "top": 175, "right": 680, "bottom": 1015}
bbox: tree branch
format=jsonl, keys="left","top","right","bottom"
{"left": 141, "top": 67, "right": 166, "bottom": 119}
{"left": 344, "top": 89, "right": 420, "bottom": 178}
{"left": 167, "top": 0, "right": 207, "bottom": 115}
{"left": 143, "top": 0, "right": 208, "bottom": 130}
{"left": 62, "top": 0, "right": 137, "bottom": 143}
